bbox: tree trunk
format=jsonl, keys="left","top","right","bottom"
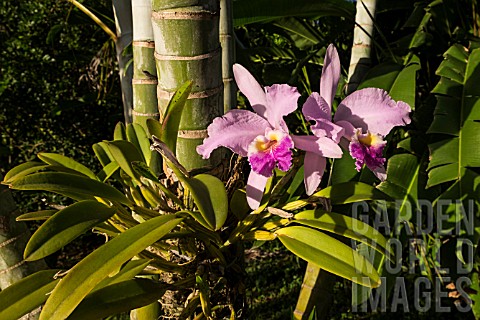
{"left": 346, "top": 0, "right": 377, "bottom": 94}
{"left": 151, "top": 0, "right": 223, "bottom": 170}
{"left": 113, "top": 0, "right": 134, "bottom": 124}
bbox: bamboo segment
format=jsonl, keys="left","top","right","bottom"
{"left": 346, "top": 0, "right": 377, "bottom": 94}
{"left": 132, "top": 0, "right": 158, "bottom": 131}
{"left": 112, "top": 0, "right": 134, "bottom": 124}
{"left": 294, "top": 265, "right": 335, "bottom": 319}
{"left": 152, "top": 0, "right": 223, "bottom": 170}
{"left": 220, "top": 0, "right": 236, "bottom": 112}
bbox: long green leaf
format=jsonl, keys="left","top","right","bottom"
{"left": 25, "top": 200, "right": 116, "bottom": 261}
{"left": 282, "top": 182, "right": 391, "bottom": 211}
{"left": 3, "top": 161, "right": 47, "bottom": 183}
{"left": 16, "top": 209, "right": 57, "bottom": 221}
{"left": 161, "top": 80, "right": 193, "bottom": 154}
{"left": 68, "top": 279, "right": 167, "bottom": 320}
{"left": 6, "top": 172, "right": 132, "bottom": 206}
{"left": 94, "top": 259, "right": 152, "bottom": 290}
{"left": 106, "top": 140, "right": 145, "bottom": 182}
{"left": 127, "top": 123, "right": 152, "bottom": 164}
{"left": 39, "top": 215, "right": 182, "bottom": 320}
{"left": 0, "top": 269, "right": 60, "bottom": 320}
{"left": 233, "top": 0, "right": 354, "bottom": 26}
{"left": 293, "top": 209, "right": 391, "bottom": 259}
{"left": 276, "top": 226, "right": 380, "bottom": 287}
{"left": 38, "top": 153, "right": 97, "bottom": 179}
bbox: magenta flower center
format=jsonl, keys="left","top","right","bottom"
{"left": 349, "top": 130, "right": 386, "bottom": 172}
{"left": 247, "top": 129, "right": 293, "bottom": 177}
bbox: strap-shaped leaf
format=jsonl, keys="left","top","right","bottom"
{"left": 233, "top": 0, "right": 354, "bottom": 26}
{"left": 127, "top": 123, "right": 152, "bottom": 164}
{"left": 293, "top": 209, "right": 392, "bottom": 260}
{"left": 38, "top": 153, "right": 97, "bottom": 179}
{"left": 276, "top": 226, "right": 380, "bottom": 288}
{"left": 3, "top": 161, "right": 47, "bottom": 183}
{"left": 146, "top": 118, "right": 163, "bottom": 139}
{"left": 68, "top": 279, "right": 167, "bottom": 320}
{"left": 93, "top": 142, "right": 113, "bottom": 167}
{"left": 94, "top": 259, "right": 152, "bottom": 290}
{"left": 97, "top": 161, "right": 120, "bottom": 182}
{"left": 0, "top": 269, "right": 60, "bottom": 320}
{"left": 282, "top": 182, "right": 391, "bottom": 211}
{"left": 161, "top": 80, "right": 193, "bottom": 154}
{"left": 427, "top": 46, "right": 480, "bottom": 191}
{"left": 39, "top": 215, "right": 182, "bottom": 320}
{"left": 6, "top": 172, "right": 132, "bottom": 206}
{"left": 25, "top": 200, "right": 116, "bottom": 261}
{"left": 184, "top": 174, "right": 228, "bottom": 231}
{"left": 105, "top": 140, "right": 145, "bottom": 182}
{"left": 16, "top": 209, "right": 57, "bottom": 221}
{"left": 114, "top": 122, "right": 127, "bottom": 140}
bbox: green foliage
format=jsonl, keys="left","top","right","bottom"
{"left": 0, "top": 269, "right": 60, "bottom": 320}
{"left": 276, "top": 226, "right": 380, "bottom": 287}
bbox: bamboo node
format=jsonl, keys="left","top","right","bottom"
{"left": 152, "top": 10, "right": 219, "bottom": 20}
{"left": 132, "top": 79, "right": 158, "bottom": 85}
{"left": 154, "top": 47, "right": 220, "bottom": 61}
{"left": 178, "top": 130, "right": 208, "bottom": 139}
{"left": 132, "top": 41, "right": 155, "bottom": 48}
{"left": 132, "top": 110, "right": 160, "bottom": 117}
{"left": 157, "top": 85, "right": 223, "bottom": 100}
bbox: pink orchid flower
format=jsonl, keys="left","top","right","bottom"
{"left": 299, "top": 44, "right": 411, "bottom": 194}
{"left": 197, "top": 64, "right": 300, "bottom": 209}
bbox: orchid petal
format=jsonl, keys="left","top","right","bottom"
{"left": 303, "top": 152, "right": 327, "bottom": 195}
{"left": 265, "top": 84, "right": 300, "bottom": 129}
{"left": 372, "top": 166, "right": 387, "bottom": 181}
{"left": 334, "top": 88, "right": 411, "bottom": 136}
{"left": 302, "top": 92, "right": 331, "bottom": 122}
{"left": 233, "top": 64, "right": 268, "bottom": 117}
{"left": 311, "top": 119, "right": 345, "bottom": 143}
{"left": 246, "top": 171, "right": 269, "bottom": 209}
{"left": 197, "top": 109, "right": 270, "bottom": 158}
{"left": 320, "top": 44, "right": 341, "bottom": 109}
{"left": 335, "top": 120, "right": 356, "bottom": 140}
{"left": 292, "top": 135, "right": 343, "bottom": 158}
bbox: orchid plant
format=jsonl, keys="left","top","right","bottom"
{"left": 0, "top": 44, "right": 412, "bottom": 320}
{"left": 198, "top": 44, "right": 411, "bottom": 208}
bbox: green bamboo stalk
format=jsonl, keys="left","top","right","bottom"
{"left": 293, "top": 266, "right": 335, "bottom": 319}
{"left": 112, "top": 0, "right": 134, "bottom": 124}
{"left": 220, "top": 0, "right": 236, "bottom": 112}
{"left": 0, "top": 173, "right": 47, "bottom": 319}
{"left": 131, "top": 0, "right": 158, "bottom": 130}
{"left": 151, "top": 0, "right": 223, "bottom": 170}
{"left": 346, "top": 0, "right": 377, "bottom": 94}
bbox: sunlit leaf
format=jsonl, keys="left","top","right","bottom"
{"left": 38, "top": 153, "right": 97, "bottom": 179}
{"left": 25, "top": 200, "right": 116, "bottom": 261}
{"left": 6, "top": 172, "right": 132, "bottom": 206}
{"left": 39, "top": 215, "right": 182, "bottom": 320}
{"left": 276, "top": 226, "right": 380, "bottom": 287}
{"left": 0, "top": 270, "right": 60, "bottom": 320}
